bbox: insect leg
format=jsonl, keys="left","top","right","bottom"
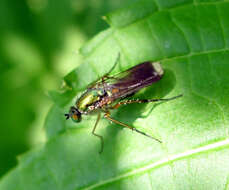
{"left": 99, "top": 53, "right": 121, "bottom": 92}
{"left": 112, "top": 94, "right": 183, "bottom": 109}
{"left": 92, "top": 112, "right": 104, "bottom": 154}
{"left": 104, "top": 112, "right": 162, "bottom": 143}
{"left": 87, "top": 53, "right": 120, "bottom": 89}
{"left": 104, "top": 52, "right": 120, "bottom": 77}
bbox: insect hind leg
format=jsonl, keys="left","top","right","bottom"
{"left": 143, "top": 94, "right": 183, "bottom": 103}
{"left": 112, "top": 94, "right": 183, "bottom": 109}
{"left": 104, "top": 112, "right": 162, "bottom": 143}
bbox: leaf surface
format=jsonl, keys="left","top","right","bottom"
{"left": 1, "top": 0, "right": 229, "bottom": 189}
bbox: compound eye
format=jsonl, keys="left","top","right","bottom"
{"left": 72, "top": 113, "right": 78, "bottom": 121}
{"left": 72, "top": 113, "right": 81, "bottom": 123}
{"left": 68, "top": 107, "right": 81, "bottom": 123}
{"left": 73, "top": 113, "right": 81, "bottom": 123}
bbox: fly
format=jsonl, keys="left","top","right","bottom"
{"left": 65, "top": 54, "right": 182, "bottom": 153}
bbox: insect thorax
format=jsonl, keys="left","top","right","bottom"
{"left": 76, "top": 88, "right": 106, "bottom": 113}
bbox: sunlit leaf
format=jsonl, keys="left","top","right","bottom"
{"left": 1, "top": 0, "right": 229, "bottom": 189}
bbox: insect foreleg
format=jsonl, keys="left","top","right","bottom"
{"left": 92, "top": 112, "right": 104, "bottom": 154}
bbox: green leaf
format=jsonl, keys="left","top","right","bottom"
{"left": 1, "top": 0, "right": 229, "bottom": 189}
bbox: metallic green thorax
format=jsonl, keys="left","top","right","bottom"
{"left": 76, "top": 89, "right": 105, "bottom": 112}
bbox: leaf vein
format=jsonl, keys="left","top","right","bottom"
{"left": 113, "top": 32, "right": 132, "bottom": 65}
{"left": 147, "top": 20, "right": 166, "bottom": 59}
{"left": 187, "top": 55, "right": 228, "bottom": 129}
{"left": 169, "top": 11, "right": 191, "bottom": 53}
{"left": 147, "top": 172, "right": 154, "bottom": 190}
{"left": 82, "top": 139, "right": 229, "bottom": 190}
{"left": 224, "top": 172, "right": 229, "bottom": 190}
{"left": 206, "top": 53, "right": 227, "bottom": 127}
{"left": 161, "top": 48, "right": 229, "bottom": 63}
{"left": 152, "top": 0, "right": 160, "bottom": 10}
{"left": 216, "top": 4, "right": 227, "bottom": 49}
{"left": 114, "top": 1, "right": 228, "bottom": 29}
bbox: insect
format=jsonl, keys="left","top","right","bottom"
{"left": 65, "top": 55, "right": 182, "bottom": 153}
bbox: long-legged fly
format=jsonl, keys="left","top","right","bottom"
{"left": 65, "top": 54, "right": 182, "bottom": 153}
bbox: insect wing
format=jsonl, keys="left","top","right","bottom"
{"left": 103, "top": 62, "right": 164, "bottom": 99}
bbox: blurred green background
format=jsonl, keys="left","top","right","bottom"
{"left": 0, "top": 0, "right": 135, "bottom": 178}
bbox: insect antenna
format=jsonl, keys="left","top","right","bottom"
{"left": 65, "top": 114, "right": 70, "bottom": 120}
